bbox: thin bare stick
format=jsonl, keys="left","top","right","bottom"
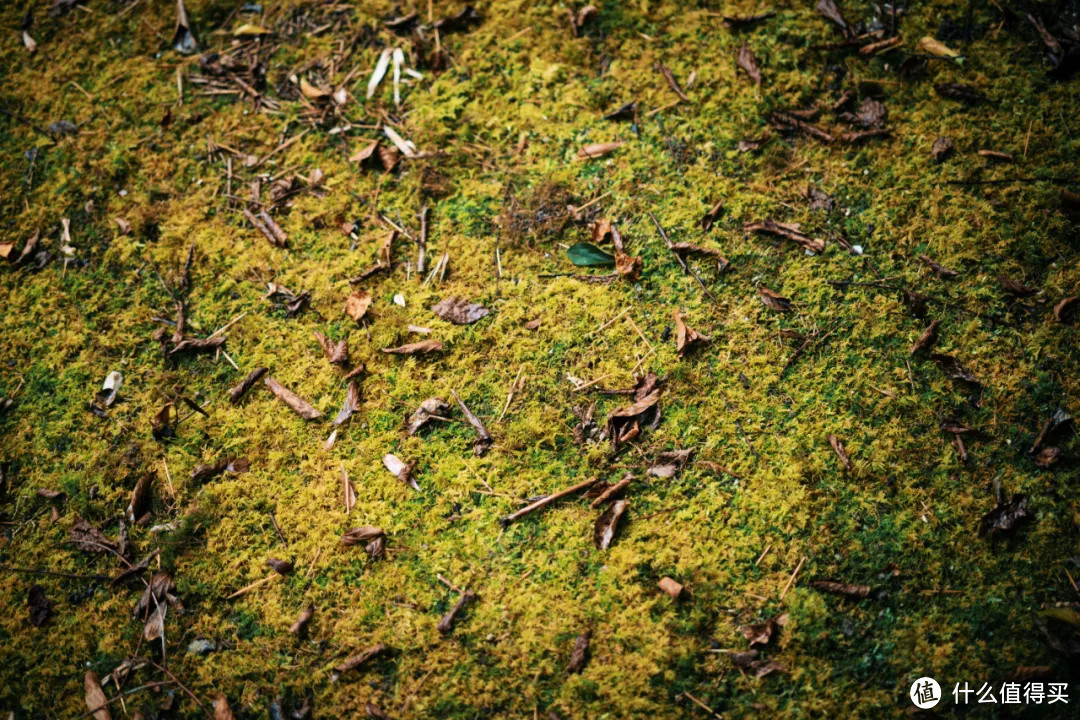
{"left": 500, "top": 477, "right": 598, "bottom": 525}
{"left": 226, "top": 572, "right": 277, "bottom": 600}
{"left": 778, "top": 556, "right": 806, "bottom": 600}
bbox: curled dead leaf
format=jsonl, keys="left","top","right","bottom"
{"left": 344, "top": 290, "right": 373, "bottom": 323}
{"left": 757, "top": 286, "right": 791, "bottom": 312}
{"left": 594, "top": 498, "right": 628, "bottom": 550}
{"left": 576, "top": 142, "right": 624, "bottom": 160}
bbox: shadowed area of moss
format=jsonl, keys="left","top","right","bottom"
{"left": 1, "top": 0, "right": 1078, "bottom": 718}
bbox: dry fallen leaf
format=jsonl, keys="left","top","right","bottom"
{"left": 432, "top": 297, "right": 489, "bottom": 324}
{"left": 85, "top": 671, "right": 111, "bottom": 720}
{"left": 212, "top": 694, "right": 235, "bottom": 720}
{"left": 1054, "top": 296, "right": 1077, "bottom": 323}
{"left": 744, "top": 219, "right": 825, "bottom": 253}
{"left": 382, "top": 339, "right": 444, "bottom": 355}
{"left": 290, "top": 605, "right": 315, "bottom": 635}
{"left": 314, "top": 331, "right": 349, "bottom": 365}
{"left": 979, "top": 494, "right": 1032, "bottom": 537}
{"left": 757, "top": 286, "right": 792, "bottom": 312}
{"left": 406, "top": 397, "right": 451, "bottom": 435}
{"left": 344, "top": 290, "right": 373, "bottom": 323}
{"left": 437, "top": 590, "right": 476, "bottom": 634}
{"left": 673, "top": 309, "right": 710, "bottom": 356}
{"left": 566, "top": 630, "right": 591, "bottom": 673}
{"left": 828, "top": 434, "right": 851, "bottom": 471}
{"left": 594, "top": 498, "right": 628, "bottom": 550}
{"left": 917, "top": 35, "right": 960, "bottom": 58}
{"left": 910, "top": 319, "right": 941, "bottom": 356}
{"left": 736, "top": 42, "right": 762, "bottom": 85}
{"left": 383, "top": 453, "right": 419, "bottom": 490}
{"left": 932, "top": 136, "right": 955, "bottom": 163}
{"left": 658, "top": 577, "right": 683, "bottom": 599}
{"left": 576, "top": 142, "right": 624, "bottom": 160}
{"left": 334, "top": 644, "right": 387, "bottom": 675}
{"left": 264, "top": 376, "right": 323, "bottom": 420}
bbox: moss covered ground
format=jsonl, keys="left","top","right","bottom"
{"left": 1, "top": 0, "right": 1079, "bottom": 717}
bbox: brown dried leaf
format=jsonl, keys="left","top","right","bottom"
{"left": 979, "top": 149, "right": 1013, "bottom": 162}
{"left": 566, "top": 630, "right": 590, "bottom": 673}
{"left": 606, "top": 386, "right": 662, "bottom": 451}
{"left": 264, "top": 376, "right": 323, "bottom": 420}
{"left": 85, "top": 671, "right": 111, "bottom": 720}
{"left": 769, "top": 112, "right": 834, "bottom": 143}
{"left": 228, "top": 367, "right": 267, "bottom": 404}
{"left": 1054, "top": 296, "right": 1078, "bottom": 323}
{"left": 744, "top": 219, "right": 825, "bottom": 253}
{"left": 169, "top": 336, "right": 225, "bottom": 356}
{"left": 71, "top": 517, "right": 118, "bottom": 554}
{"left": 828, "top": 434, "right": 851, "bottom": 471}
{"left": 341, "top": 526, "right": 385, "bottom": 546}
{"left": 452, "top": 390, "right": 494, "bottom": 455}
{"left": 910, "top": 319, "right": 941, "bottom": 356}
{"left": 314, "top": 332, "right": 349, "bottom": 365}
{"left": 1035, "top": 446, "right": 1061, "bottom": 468}
{"left": 602, "top": 101, "right": 637, "bottom": 122}
{"left": 334, "top": 644, "right": 387, "bottom": 674}
{"left": 699, "top": 200, "right": 724, "bottom": 231}
{"left": 935, "top": 83, "right": 985, "bottom": 103}
{"left": 614, "top": 250, "right": 642, "bottom": 280}
{"left": 657, "top": 63, "right": 690, "bottom": 102}
{"left": 127, "top": 474, "right": 154, "bottom": 523}
{"left": 932, "top": 136, "right": 955, "bottom": 163}
{"left": 344, "top": 290, "right": 373, "bottom": 323}
{"left": 143, "top": 603, "right": 167, "bottom": 642}
{"left": 406, "top": 398, "right": 451, "bottom": 435}
{"left": 809, "top": 580, "right": 872, "bottom": 599}
{"left": 382, "top": 339, "right": 444, "bottom": 356}
{"left": 816, "top": 0, "right": 850, "bottom": 34}
{"left": 349, "top": 139, "right": 379, "bottom": 164}
{"left": 593, "top": 498, "right": 628, "bottom": 550}
{"left": 736, "top": 42, "right": 761, "bottom": 86}
{"left": 999, "top": 275, "right": 1036, "bottom": 296}
{"left": 979, "top": 494, "right": 1032, "bottom": 537}
{"left": 576, "top": 142, "right": 624, "bottom": 160}
{"left": 918, "top": 254, "right": 959, "bottom": 278}
{"left": 757, "top": 286, "right": 791, "bottom": 312}
{"left": 266, "top": 558, "right": 293, "bottom": 575}
{"left": 437, "top": 590, "right": 476, "bottom": 634}
{"left": 290, "top": 605, "right": 315, "bottom": 635}
{"left": 930, "top": 354, "right": 980, "bottom": 386}
{"left": 673, "top": 309, "right": 710, "bottom": 356}
{"left": 658, "top": 577, "right": 683, "bottom": 599}
{"left": 212, "top": 694, "right": 234, "bottom": 720}
{"left": 332, "top": 381, "right": 361, "bottom": 427}
{"left": 432, "top": 297, "right": 489, "bottom": 325}
{"left": 383, "top": 454, "right": 419, "bottom": 490}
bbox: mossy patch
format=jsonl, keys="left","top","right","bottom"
{"left": 1, "top": 1, "right": 1079, "bottom": 719}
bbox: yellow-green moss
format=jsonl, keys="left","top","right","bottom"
{"left": 1, "top": 1, "right": 1079, "bottom": 718}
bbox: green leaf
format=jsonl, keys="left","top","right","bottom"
{"left": 566, "top": 242, "right": 615, "bottom": 267}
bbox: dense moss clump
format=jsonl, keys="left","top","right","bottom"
{"left": 1, "top": 0, "right": 1078, "bottom": 718}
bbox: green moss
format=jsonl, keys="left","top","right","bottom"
{"left": 1, "top": 0, "right": 1079, "bottom": 718}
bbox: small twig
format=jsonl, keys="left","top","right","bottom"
{"left": 500, "top": 477, "right": 599, "bottom": 525}
{"left": 779, "top": 556, "right": 806, "bottom": 600}
{"left": 682, "top": 691, "right": 723, "bottom": 719}
{"left": 150, "top": 662, "right": 212, "bottom": 718}
{"left": 268, "top": 512, "right": 287, "bottom": 545}
{"left": 226, "top": 573, "right": 277, "bottom": 599}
